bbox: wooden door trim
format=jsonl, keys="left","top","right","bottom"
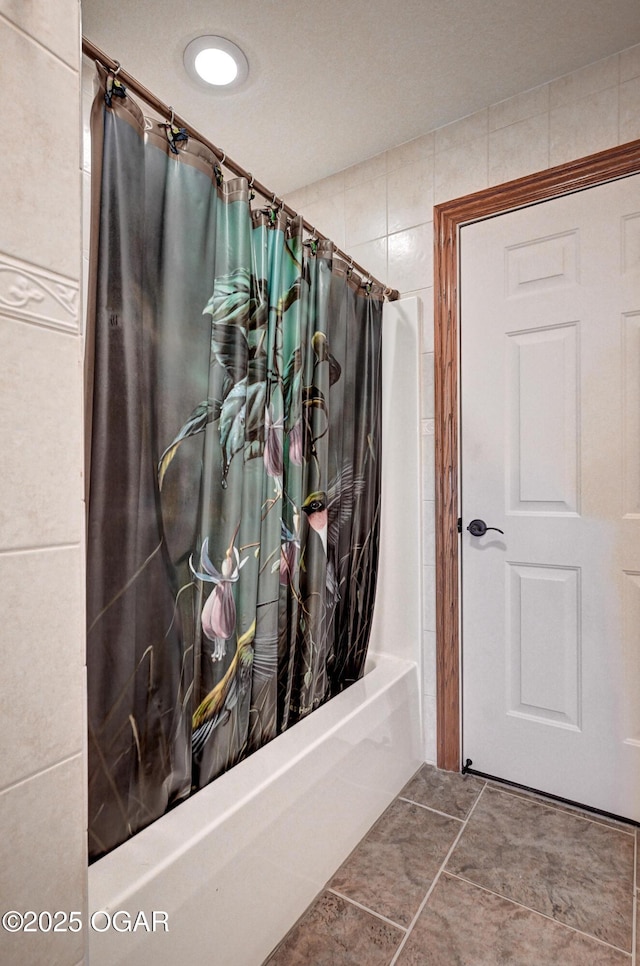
{"left": 434, "top": 137, "right": 640, "bottom": 772}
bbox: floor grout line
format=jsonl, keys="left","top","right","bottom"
{"left": 485, "top": 781, "right": 637, "bottom": 836}
{"left": 445, "top": 871, "right": 633, "bottom": 957}
{"left": 387, "top": 781, "right": 488, "bottom": 965}
{"left": 326, "top": 889, "right": 408, "bottom": 933}
{"left": 397, "top": 795, "right": 465, "bottom": 823}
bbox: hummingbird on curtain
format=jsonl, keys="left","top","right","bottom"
{"left": 191, "top": 621, "right": 256, "bottom": 758}
{"left": 301, "top": 463, "right": 365, "bottom": 599}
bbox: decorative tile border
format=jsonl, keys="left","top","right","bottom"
{"left": 0, "top": 252, "right": 79, "bottom": 334}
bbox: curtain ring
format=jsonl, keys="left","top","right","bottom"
{"left": 112, "top": 61, "right": 122, "bottom": 76}
{"left": 219, "top": 152, "right": 226, "bottom": 166}
{"left": 168, "top": 107, "right": 175, "bottom": 127}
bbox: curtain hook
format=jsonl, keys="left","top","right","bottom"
{"left": 104, "top": 60, "right": 126, "bottom": 107}
{"left": 305, "top": 226, "right": 319, "bottom": 254}
{"left": 346, "top": 257, "right": 354, "bottom": 279}
{"left": 219, "top": 151, "right": 226, "bottom": 166}
{"left": 247, "top": 173, "right": 255, "bottom": 201}
{"left": 163, "top": 107, "right": 188, "bottom": 155}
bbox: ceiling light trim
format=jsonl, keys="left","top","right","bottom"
{"left": 184, "top": 35, "right": 249, "bottom": 90}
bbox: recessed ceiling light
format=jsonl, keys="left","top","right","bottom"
{"left": 184, "top": 36, "right": 249, "bottom": 89}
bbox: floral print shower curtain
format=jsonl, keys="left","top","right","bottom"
{"left": 86, "top": 68, "right": 384, "bottom": 860}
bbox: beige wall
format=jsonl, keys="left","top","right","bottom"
{"left": 283, "top": 43, "right": 640, "bottom": 761}
{"left": 0, "top": 2, "right": 86, "bottom": 964}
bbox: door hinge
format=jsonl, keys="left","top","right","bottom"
{"left": 457, "top": 517, "right": 462, "bottom": 533}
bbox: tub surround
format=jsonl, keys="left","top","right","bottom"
{"left": 89, "top": 654, "right": 422, "bottom": 965}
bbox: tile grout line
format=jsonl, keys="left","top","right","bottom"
{"left": 326, "top": 889, "right": 408, "bottom": 933}
{"left": 387, "top": 781, "right": 489, "bottom": 966}
{"left": 446, "top": 871, "right": 633, "bottom": 958}
{"left": 0, "top": 541, "right": 82, "bottom": 558}
{"left": 0, "top": 10, "right": 78, "bottom": 75}
{"left": 486, "top": 781, "right": 637, "bottom": 836}
{"left": 397, "top": 795, "right": 465, "bottom": 823}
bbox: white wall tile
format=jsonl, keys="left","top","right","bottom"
{"left": 347, "top": 237, "right": 387, "bottom": 284}
{"left": 434, "top": 135, "right": 488, "bottom": 205}
{"left": 0, "top": 252, "right": 80, "bottom": 335}
{"left": 344, "top": 176, "right": 387, "bottom": 247}
{"left": 82, "top": 52, "right": 97, "bottom": 95}
{"left": 489, "top": 84, "right": 549, "bottom": 131}
{"left": 1, "top": 17, "right": 80, "bottom": 281}
{"left": 386, "top": 133, "right": 435, "bottom": 172}
{"left": 303, "top": 194, "right": 346, "bottom": 249}
{"left": 0, "top": 757, "right": 86, "bottom": 966}
{"left": 549, "top": 53, "right": 619, "bottom": 108}
{"left": 620, "top": 43, "right": 640, "bottom": 82}
{"left": 549, "top": 86, "right": 619, "bottom": 167}
{"left": 422, "top": 564, "right": 436, "bottom": 634}
{"left": 0, "top": 0, "right": 79, "bottom": 70}
{"left": 282, "top": 186, "right": 308, "bottom": 212}
{"left": 387, "top": 223, "right": 433, "bottom": 293}
{"left": 422, "top": 694, "right": 437, "bottom": 763}
{"left": 387, "top": 158, "right": 435, "bottom": 234}
{"left": 419, "top": 290, "right": 434, "bottom": 353}
{"left": 423, "top": 630, "right": 437, "bottom": 694}
{"left": 0, "top": 316, "right": 83, "bottom": 550}
{"left": 422, "top": 498, "right": 435, "bottom": 565}
{"left": 620, "top": 76, "right": 640, "bottom": 144}
{"left": 305, "top": 170, "right": 345, "bottom": 204}
{"left": 422, "top": 351, "right": 434, "bottom": 419}
{"left": 0, "top": 546, "right": 84, "bottom": 791}
{"left": 435, "top": 109, "right": 488, "bottom": 153}
{"left": 421, "top": 423, "right": 434, "bottom": 501}
{"left": 489, "top": 112, "right": 549, "bottom": 186}
{"left": 343, "top": 152, "right": 386, "bottom": 188}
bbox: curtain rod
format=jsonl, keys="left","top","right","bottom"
{"left": 81, "top": 37, "right": 400, "bottom": 301}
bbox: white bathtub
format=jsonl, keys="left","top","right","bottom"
{"left": 88, "top": 652, "right": 422, "bottom": 965}
{"left": 87, "top": 296, "right": 424, "bottom": 965}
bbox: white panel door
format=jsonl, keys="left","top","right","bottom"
{"left": 460, "top": 174, "right": 640, "bottom": 820}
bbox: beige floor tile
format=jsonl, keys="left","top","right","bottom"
{"left": 485, "top": 779, "right": 636, "bottom": 834}
{"left": 395, "top": 873, "right": 630, "bottom": 965}
{"left": 329, "top": 798, "right": 461, "bottom": 927}
{"left": 400, "top": 764, "right": 485, "bottom": 819}
{"left": 264, "top": 891, "right": 403, "bottom": 966}
{"left": 446, "top": 787, "right": 634, "bottom": 951}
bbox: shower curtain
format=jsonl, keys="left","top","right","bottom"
{"left": 86, "top": 67, "right": 384, "bottom": 860}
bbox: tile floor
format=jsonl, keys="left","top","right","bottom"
{"left": 263, "top": 765, "right": 638, "bottom": 965}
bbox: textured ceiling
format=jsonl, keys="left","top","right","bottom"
{"left": 81, "top": 0, "right": 640, "bottom": 195}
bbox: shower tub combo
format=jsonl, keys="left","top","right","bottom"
{"left": 88, "top": 297, "right": 424, "bottom": 965}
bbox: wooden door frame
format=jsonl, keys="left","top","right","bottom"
{"left": 434, "top": 137, "right": 640, "bottom": 772}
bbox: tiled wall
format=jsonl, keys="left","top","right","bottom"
{"left": 282, "top": 43, "right": 640, "bottom": 763}
{"left": 0, "top": 2, "right": 86, "bottom": 964}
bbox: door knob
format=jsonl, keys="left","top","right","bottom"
{"left": 467, "top": 519, "right": 504, "bottom": 537}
